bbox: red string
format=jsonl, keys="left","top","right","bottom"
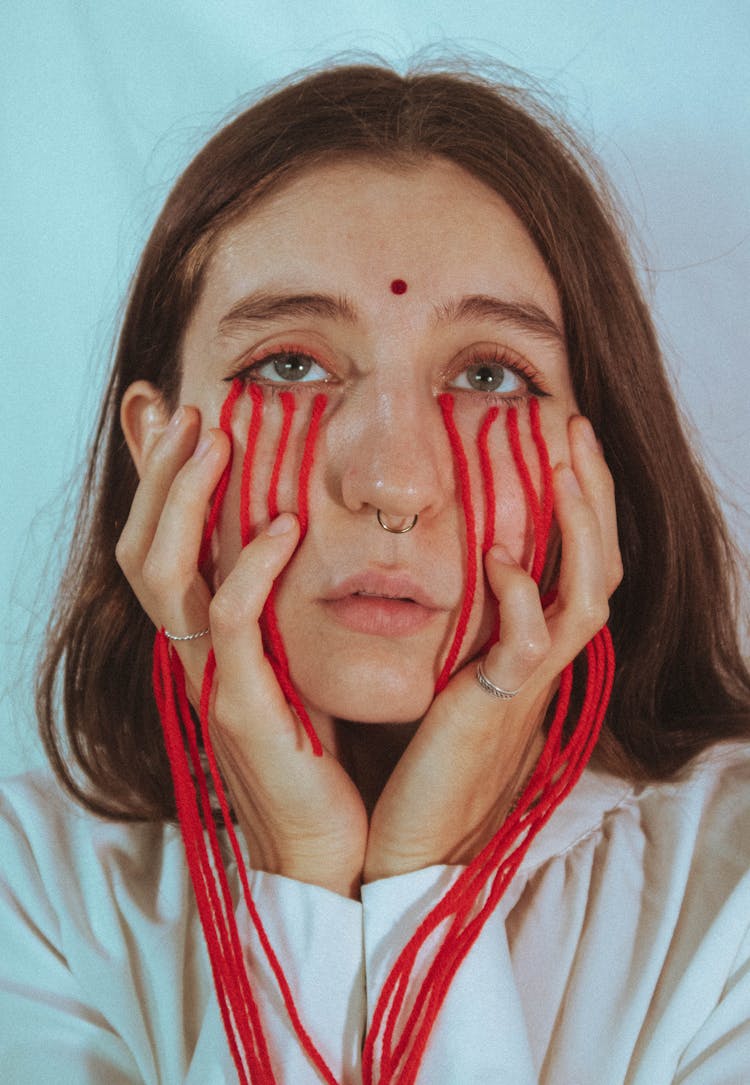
{"left": 362, "top": 403, "right": 612, "bottom": 1085}
{"left": 506, "top": 406, "right": 544, "bottom": 585}
{"left": 477, "top": 406, "right": 501, "bottom": 647}
{"left": 198, "top": 651, "right": 339, "bottom": 1085}
{"left": 434, "top": 395, "right": 478, "bottom": 695}
{"left": 529, "top": 397, "right": 554, "bottom": 565}
{"left": 153, "top": 633, "right": 268, "bottom": 1082}
{"left": 153, "top": 380, "right": 616, "bottom": 1085}
{"left": 198, "top": 379, "right": 244, "bottom": 569}
{"left": 298, "top": 395, "right": 327, "bottom": 539}
{"left": 261, "top": 391, "right": 324, "bottom": 756}
{"left": 477, "top": 406, "right": 499, "bottom": 555}
{"left": 174, "top": 650, "right": 271, "bottom": 1075}
{"left": 240, "top": 385, "right": 265, "bottom": 548}
{"left": 267, "top": 392, "right": 296, "bottom": 520}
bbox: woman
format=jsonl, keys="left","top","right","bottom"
{"left": 1, "top": 63, "right": 748, "bottom": 1084}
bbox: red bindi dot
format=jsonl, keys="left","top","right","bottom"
{"left": 390, "top": 278, "right": 408, "bottom": 295}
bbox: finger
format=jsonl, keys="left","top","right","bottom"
{"left": 569, "top": 415, "right": 623, "bottom": 596}
{"left": 209, "top": 513, "right": 304, "bottom": 744}
{"left": 547, "top": 463, "right": 610, "bottom": 653}
{"left": 479, "top": 544, "right": 551, "bottom": 696}
{"left": 143, "top": 427, "right": 229, "bottom": 615}
{"left": 116, "top": 407, "right": 202, "bottom": 573}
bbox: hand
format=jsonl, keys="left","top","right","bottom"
{"left": 116, "top": 406, "right": 368, "bottom": 899}
{"left": 363, "top": 415, "right": 622, "bottom": 882}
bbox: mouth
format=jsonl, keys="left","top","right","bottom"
{"left": 322, "top": 572, "right": 445, "bottom": 636}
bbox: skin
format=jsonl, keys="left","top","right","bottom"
{"left": 118, "top": 159, "right": 622, "bottom": 899}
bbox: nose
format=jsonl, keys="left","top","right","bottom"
{"left": 338, "top": 389, "right": 450, "bottom": 522}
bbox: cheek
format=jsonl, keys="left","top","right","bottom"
{"left": 211, "top": 388, "right": 325, "bottom": 583}
{"left": 458, "top": 398, "right": 559, "bottom": 578}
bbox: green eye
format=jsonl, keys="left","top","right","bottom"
{"left": 270, "top": 353, "right": 317, "bottom": 381}
{"left": 233, "top": 349, "right": 331, "bottom": 386}
{"left": 451, "top": 361, "right": 525, "bottom": 396}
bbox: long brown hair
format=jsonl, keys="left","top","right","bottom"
{"left": 37, "top": 61, "right": 750, "bottom": 819}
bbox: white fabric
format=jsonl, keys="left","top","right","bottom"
{"left": 1, "top": 742, "right": 749, "bottom": 1083}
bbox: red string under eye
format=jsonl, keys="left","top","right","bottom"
{"left": 434, "top": 394, "right": 478, "bottom": 695}
{"left": 259, "top": 390, "right": 324, "bottom": 757}
{"left": 477, "top": 406, "right": 500, "bottom": 555}
{"left": 198, "top": 378, "right": 244, "bottom": 569}
{"left": 240, "top": 384, "right": 265, "bottom": 548}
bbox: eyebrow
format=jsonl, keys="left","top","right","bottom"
{"left": 433, "top": 295, "right": 565, "bottom": 347}
{"left": 218, "top": 290, "right": 358, "bottom": 333}
{"left": 217, "top": 288, "right": 564, "bottom": 348}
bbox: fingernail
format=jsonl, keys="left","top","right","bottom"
{"left": 489, "top": 543, "right": 516, "bottom": 565}
{"left": 193, "top": 432, "right": 214, "bottom": 460}
{"left": 265, "top": 512, "right": 296, "bottom": 536}
{"left": 169, "top": 406, "right": 186, "bottom": 430}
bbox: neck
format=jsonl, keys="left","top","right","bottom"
{"left": 335, "top": 718, "right": 421, "bottom": 815}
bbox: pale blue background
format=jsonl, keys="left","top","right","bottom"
{"left": 2, "top": 1, "right": 748, "bottom": 777}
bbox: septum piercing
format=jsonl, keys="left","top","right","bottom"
{"left": 377, "top": 509, "right": 418, "bottom": 533}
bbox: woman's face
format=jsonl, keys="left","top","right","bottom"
{"left": 178, "top": 158, "right": 578, "bottom": 725}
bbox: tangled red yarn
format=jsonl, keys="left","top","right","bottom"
{"left": 153, "top": 381, "right": 615, "bottom": 1083}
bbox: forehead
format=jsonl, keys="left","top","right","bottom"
{"left": 199, "top": 157, "right": 561, "bottom": 325}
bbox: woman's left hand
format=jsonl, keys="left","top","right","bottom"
{"left": 363, "top": 415, "right": 622, "bottom": 882}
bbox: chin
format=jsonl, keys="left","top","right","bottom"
{"left": 292, "top": 660, "right": 437, "bottom": 725}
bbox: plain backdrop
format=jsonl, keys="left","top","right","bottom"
{"left": 1, "top": 1, "right": 748, "bottom": 779}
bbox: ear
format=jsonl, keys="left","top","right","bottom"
{"left": 120, "top": 380, "right": 171, "bottom": 479}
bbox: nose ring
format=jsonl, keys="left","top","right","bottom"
{"left": 377, "top": 509, "right": 418, "bottom": 534}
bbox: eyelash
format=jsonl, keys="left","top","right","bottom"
{"left": 225, "top": 344, "right": 549, "bottom": 402}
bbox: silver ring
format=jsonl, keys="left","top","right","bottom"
{"left": 377, "top": 510, "right": 418, "bottom": 534}
{"left": 163, "top": 627, "right": 210, "bottom": 642}
{"left": 476, "top": 660, "right": 521, "bottom": 700}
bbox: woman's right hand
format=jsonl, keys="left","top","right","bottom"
{"left": 116, "top": 405, "right": 368, "bottom": 899}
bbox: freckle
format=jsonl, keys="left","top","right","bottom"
{"left": 390, "top": 278, "right": 408, "bottom": 295}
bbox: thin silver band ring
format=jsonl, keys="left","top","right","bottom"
{"left": 377, "top": 509, "right": 418, "bottom": 534}
{"left": 476, "top": 660, "right": 522, "bottom": 700}
{"left": 163, "top": 627, "right": 210, "bottom": 642}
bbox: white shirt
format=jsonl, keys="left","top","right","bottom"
{"left": 1, "top": 742, "right": 749, "bottom": 1083}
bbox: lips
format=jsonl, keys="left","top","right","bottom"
{"left": 324, "top": 571, "right": 442, "bottom": 610}
{"left": 321, "top": 571, "right": 446, "bottom": 636}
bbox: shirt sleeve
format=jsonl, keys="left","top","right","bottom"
{"left": 361, "top": 865, "right": 538, "bottom": 1084}
{"left": 185, "top": 871, "right": 365, "bottom": 1084}
{"left": 0, "top": 790, "right": 142, "bottom": 1084}
{"left": 671, "top": 921, "right": 750, "bottom": 1085}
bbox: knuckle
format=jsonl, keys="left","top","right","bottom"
{"left": 516, "top": 632, "right": 550, "bottom": 667}
{"left": 608, "top": 554, "right": 624, "bottom": 592}
{"left": 141, "top": 551, "right": 177, "bottom": 594}
{"left": 579, "top": 597, "right": 610, "bottom": 634}
{"left": 209, "top": 587, "right": 250, "bottom": 635}
{"left": 114, "top": 533, "right": 136, "bottom": 573}
{"left": 171, "top": 462, "right": 206, "bottom": 506}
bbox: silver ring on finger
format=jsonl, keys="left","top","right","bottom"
{"left": 476, "top": 659, "right": 522, "bottom": 700}
{"left": 163, "top": 626, "right": 210, "bottom": 642}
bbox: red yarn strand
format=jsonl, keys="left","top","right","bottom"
{"left": 240, "top": 385, "right": 265, "bottom": 548}
{"left": 261, "top": 391, "right": 324, "bottom": 755}
{"left": 298, "top": 394, "right": 327, "bottom": 538}
{"left": 477, "top": 406, "right": 500, "bottom": 555}
{"left": 199, "top": 378, "right": 244, "bottom": 569}
{"left": 434, "top": 394, "right": 478, "bottom": 695}
{"left": 363, "top": 410, "right": 614, "bottom": 1085}
{"left": 506, "top": 406, "right": 545, "bottom": 584}
{"left": 198, "top": 652, "right": 339, "bottom": 1085}
{"left": 153, "top": 634, "right": 261, "bottom": 1083}
{"left": 267, "top": 391, "right": 296, "bottom": 520}
{"left": 153, "top": 379, "right": 615, "bottom": 1085}
{"left": 529, "top": 397, "right": 554, "bottom": 561}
